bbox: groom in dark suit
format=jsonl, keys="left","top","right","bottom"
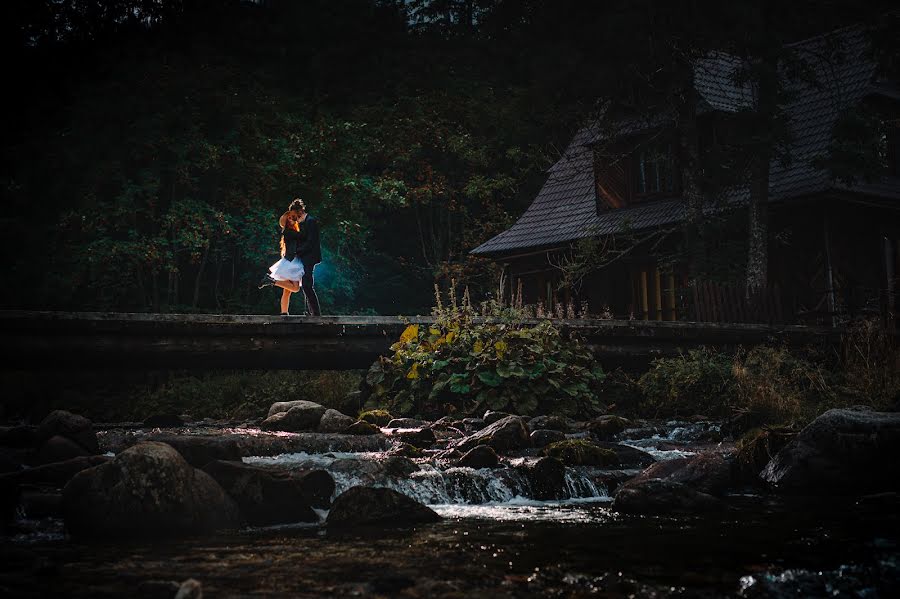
{"left": 289, "top": 198, "right": 322, "bottom": 316}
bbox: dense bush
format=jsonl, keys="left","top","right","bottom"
{"left": 365, "top": 292, "right": 606, "bottom": 419}
{"left": 637, "top": 349, "right": 735, "bottom": 418}
{"left": 731, "top": 345, "right": 836, "bottom": 429}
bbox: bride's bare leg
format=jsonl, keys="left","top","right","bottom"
{"left": 274, "top": 280, "right": 301, "bottom": 293}
{"left": 280, "top": 288, "right": 292, "bottom": 314}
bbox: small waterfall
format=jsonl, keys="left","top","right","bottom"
{"left": 245, "top": 453, "right": 610, "bottom": 505}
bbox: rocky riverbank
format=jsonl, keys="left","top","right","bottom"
{"left": 2, "top": 403, "right": 899, "bottom": 596}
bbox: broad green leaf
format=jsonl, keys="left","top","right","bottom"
{"left": 477, "top": 369, "right": 502, "bottom": 387}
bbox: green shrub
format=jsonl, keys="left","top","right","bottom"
{"left": 365, "top": 290, "right": 605, "bottom": 419}
{"left": 637, "top": 348, "right": 734, "bottom": 418}
{"left": 731, "top": 345, "right": 835, "bottom": 429}
{"left": 839, "top": 317, "right": 900, "bottom": 409}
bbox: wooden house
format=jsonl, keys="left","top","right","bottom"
{"left": 470, "top": 27, "right": 900, "bottom": 325}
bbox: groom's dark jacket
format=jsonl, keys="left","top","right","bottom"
{"left": 296, "top": 215, "right": 322, "bottom": 266}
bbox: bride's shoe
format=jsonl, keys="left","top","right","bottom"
{"left": 258, "top": 274, "right": 276, "bottom": 289}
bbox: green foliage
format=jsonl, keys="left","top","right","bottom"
{"left": 366, "top": 288, "right": 606, "bottom": 418}
{"left": 542, "top": 440, "right": 619, "bottom": 467}
{"left": 0, "top": 370, "right": 362, "bottom": 423}
{"left": 731, "top": 345, "right": 836, "bottom": 429}
{"left": 637, "top": 349, "right": 735, "bottom": 418}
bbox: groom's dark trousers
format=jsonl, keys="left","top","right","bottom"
{"left": 300, "top": 264, "right": 321, "bottom": 316}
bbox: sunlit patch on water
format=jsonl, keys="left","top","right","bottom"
{"left": 431, "top": 498, "right": 615, "bottom": 523}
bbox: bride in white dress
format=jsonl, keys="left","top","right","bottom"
{"left": 259, "top": 210, "right": 304, "bottom": 315}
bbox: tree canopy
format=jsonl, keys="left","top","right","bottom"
{"left": 1, "top": 0, "right": 894, "bottom": 314}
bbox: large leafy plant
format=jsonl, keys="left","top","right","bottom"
{"left": 365, "top": 288, "right": 605, "bottom": 418}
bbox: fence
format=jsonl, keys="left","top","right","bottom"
{"left": 688, "top": 282, "right": 791, "bottom": 325}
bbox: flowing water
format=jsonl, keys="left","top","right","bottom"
{"left": 3, "top": 420, "right": 898, "bottom": 597}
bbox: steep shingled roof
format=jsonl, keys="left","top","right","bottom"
{"left": 471, "top": 27, "right": 897, "bottom": 258}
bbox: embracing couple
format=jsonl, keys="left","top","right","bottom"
{"left": 259, "top": 198, "right": 321, "bottom": 316}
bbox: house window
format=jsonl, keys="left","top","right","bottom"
{"left": 635, "top": 142, "right": 676, "bottom": 196}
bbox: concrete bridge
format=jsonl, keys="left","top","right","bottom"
{"left": 0, "top": 310, "right": 843, "bottom": 371}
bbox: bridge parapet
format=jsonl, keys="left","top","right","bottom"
{"left": 0, "top": 311, "right": 843, "bottom": 370}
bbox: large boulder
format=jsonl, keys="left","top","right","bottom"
{"left": 267, "top": 400, "right": 325, "bottom": 418}
{"left": 586, "top": 416, "right": 630, "bottom": 441}
{"left": 528, "top": 415, "right": 571, "bottom": 432}
{"left": 386, "top": 418, "right": 428, "bottom": 429}
{"left": 761, "top": 408, "right": 900, "bottom": 494}
{"left": 626, "top": 452, "right": 734, "bottom": 496}
{"left": 261, "top": 403, "right": 327, "bottom": 432}
{"left": 318, "top": 409, "right": 356, "bottom": 433}
{"left": 612, "top": 479, "right": 724, "bottom": 514}
{"left": 142, "top": 434, "right": 242, "bottom": 468}
{"left": 35, "top": 410, "right": 99, "bottom": 454}
{"left": 456, "top": 416, "right": 530, "bottom": 454}
{"left": 202, "top": 461, "right": 328, "bottom": 525}
{"left": 62, "top": 441, "right": 239, "bottom": 538}
{"left": 345, "top": 420, "right": 381, "bottom": 435}
{"left": 0, "top": 425, "right": 36, "bottom": 448}
{"left": 326, "top": 486, "right": 440, "bottom": 527}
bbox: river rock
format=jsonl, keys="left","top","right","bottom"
{"left": 518, "top": 456, "right": 566, "bottom": 500}
{"left": 201, "top": 461, "right": 323, "bottom": 525}
{"left": 396, "top": 427, "right": 436, "bottom": 448}
{"left": 586, "top": 416, "right": 630, "bottom": 441}
{"left": 761, "top": 408, "right": 900, "bottom": 494}
{"left": 62, "top": 441, "right": 239, "bottom": 538}
{"left": 386, "top": 418, "right": 428, "bottom": 429}
{"left": 318, "top": 409, "right": 356, "bottom": 433}
{"left": 32, "top": 435, "right": 91, "bottom": 466}
{"left": 456, "top": 416, "right": 530, "bottom": 453}
{"left": 35, "top": 410, "right": 100, "bottom": 454}
{"left": 345, "top": 420, "right": 381, "bottom": 435}
{"left": 461, "top": 418, "right": 486, "bottom": 432}
{"left": 543, "top": 440, "right": 619, "bottom": 467}
{"left": 142, "top": 434, "right": 242, "bottom": 468}
{"left": 261, "top": 403, "right": 327, "bottom": 432}
{"left": 612, "top": 479, "right": 724, "bottom": 514}
{"left": 483, "top": 411, "right": 513, "bottom": 425}
{"left": 457, "top": 445, "right": 499, "bottom": 469}
{"left": 0, "top": 455, "right": 110, "bottom": 488}
{"left": 326, "top": 486, "right": 441, "bottom": 527}
{"left": 530, "top": 429, "right": 566, "bottom": 448}
{"left": 387, "top": 443, "right": 424, "bottom": 458}
{"left": 627, "top": 452, "right": 733, "bottom": 496}
{"left": 359, "top": 410, "right": 393, "bottom": 426}
{"left": 593, "top": 442, "right": 656, "bottom": 468}
{"left": 528, "top": 415, "right": 571, "bottom": 432}
{"left": 267, "top": 400, "right": 325, "bottom": 418}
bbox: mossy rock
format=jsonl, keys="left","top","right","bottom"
{"left": 542, "top": 439, "right": 619, "bottom": 467}
{"left": 358, "top": 409, "right": 393, "bottom": 427}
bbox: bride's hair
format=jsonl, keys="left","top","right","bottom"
{"left": 289, "top": 198, "right": 306, "bottom": 212}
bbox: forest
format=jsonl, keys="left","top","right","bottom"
{"left": 1, "top": 0, "right": 896, "bottom": 315}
